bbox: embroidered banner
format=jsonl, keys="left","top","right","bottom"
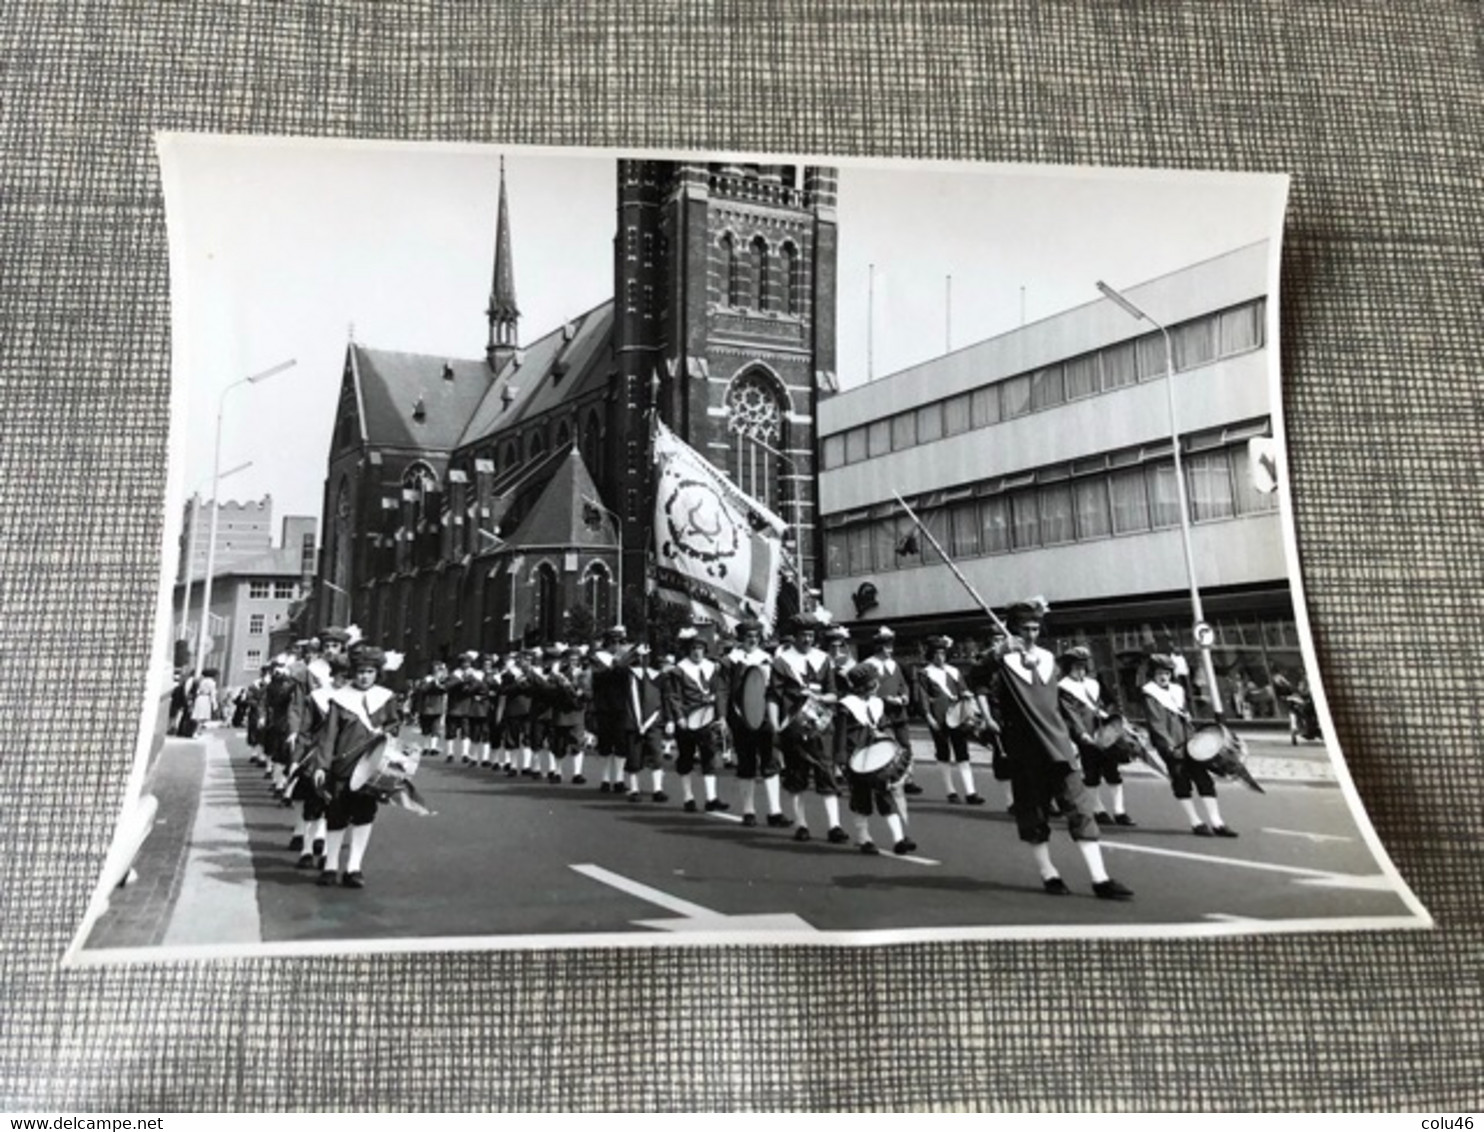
{"left": 652, "top": 422, "right": 785, "bottom": 633}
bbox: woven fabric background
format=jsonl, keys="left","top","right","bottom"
{"left": 2, "top": 0, "right": 1481, "bottom": 1112}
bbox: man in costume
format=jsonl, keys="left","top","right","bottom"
{"left": 665, "top": 627, "right": 729, "bottom": 812}
{"left": 772, "top": 613, "right": 847, "bottom": 843}
{"left": 838, "top": 663, "right": 917, "bottom": 856}
{"left": 412, "top": 659, "right": 449, "bottom": 760}
{"left": 916, "top": 635, "right": 986, "bottom": 805}
{"left": 859, "top": 627, "right": 923, "bottom": 799}
{"left": 619, "top": 641, "right": 670, "bottom": 802}
{"left": 495, "top": 650, "right": 532, "bottom": 778}
{"left": 1058, "top": 645, "right": 1134, "bottom": 827}
{"left": 311, "top": 644, "right": 402, "bottom": 889}
{"left": 723, "top": 619, "right": 786, "bottom": 827}
{"left": 590, "top": 625, "right": 632, "bottom": 794}
{"left": 1143, "top": 654, "right": 1236, "bottom": 837}
{"left": 444, "top": 650, "right": 479, "bottom": 764}
{"left": 977, "top": 599, "right": 1133, "bottom": 900}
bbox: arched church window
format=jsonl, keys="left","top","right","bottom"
{"left": 721, "top": 232, "right": 741, "bottom": 307}
{"left": 533, "top": 562, "right": 561, "bottom": 643}
{"left": 725, "top": 369, "right": 786, "bottom": 513}
{"left": 581, "top": 408, "right": 604, "bottom": 483}
{"left": 402, "top": 462, "right": 439, "bottom": 531}
{"left": 556, "top": 420, "right": 571, "bottom": 449}
{"left": 329, "top": 478, "right": 352, "bottom": 623}
{"left": 749, "top": 236, "right": 768, "bottom": 310}
{"left": 779, "top": 241, "right": 799, "bottom": 316}
{"left": 581, "top": 561, "right": 613, "bottom": 627}
{"left": 527, "top": 429, "right": 547, "bottom": 461}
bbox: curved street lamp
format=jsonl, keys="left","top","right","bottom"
{"left": 1095, "top": 281, "right": 1224, "bottom": 719}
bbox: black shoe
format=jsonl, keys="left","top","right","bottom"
{"left": 826, "top": 826, "right": 850, "bottom": 844}
{"left": 965, "top": 793, "right": 986, "bottom": 806}
{"left": 312, "top": 838, "right": 325, "bottom": 856}
{"left": 793, "top": 827, "right": 811, "bottom": 843}
{"left": 860, "top": 842, "right": 880, "bottom": 855}
{"left": 1192, "top": 823, "right": 1213, "bottom": 837}
{"left": 462, "top": 756, "right": 472, "bottom": 765}
{"left": 766, "top": 813, "right": 791, "bottom": 829}
{"left": 1113, "top": 814, "right": 1137, "bottom": 827}
{"left": 342, "top": 871, "right": 365, "bottom": 889}
{"left": 652, "top": 791, "right": 669, "bottom": 803}
{"left": 599, "top": 782, "right": 612, "bottom": 793}
{"left": 705, "top": 799, "right": 731, "bottom": 813}
{"left": 572, "top": 775, "right": 587, "bottom": 785}
{"left": 902, "top": 782, "right": 924, "bottom": 796}
{"left": 1093, "top": 878, "right": 1134, "bottom": 900}
{"left": 296, "top": 853, "right": 316, "bottom": 870}
{"left": 446, "top": 753, "right": 455, "bottom": 763}
{"left": 741, "top": 813, "right": 758, "bottom": 827}
{"left": 505, "top": 767, "right": 519, "bottom": 778}
{"left": 947, "top": 792, "right": 962, "bottom": 804}
{"left": 1043, "top": 876, "right": 1070, "bottom": 895}
{"left": 628, "top": 791, "right": 642, "bottom": 803}
{"left": 288, "top": 834, "right": 305, "bottom": 852}
{"left": 683, "top": 800, "right": 699, "bottom": 813}
{"left": 1094, "top": 811, "right": 1114, "bottom": 827}
{"left": 546, "top": 772, "right": 562, "bottom": 784}
{"left": 316, "top": 870, "right": 338, "bottom": 887}
{"left": 1213, "top": 825, "right": 1239, "bottom": 838}
{"left": 893, "top": 838, "right": 918, "bottom": 855}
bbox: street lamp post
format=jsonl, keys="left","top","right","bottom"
{"left": 1095, "top": 281, "right": 1225, "bottom": 719}
{"left": 580, "top": 494, "right": 623, "bottom": 626}
{"left": 745, "top": 436, "right": 808, "bottom": 614}
{"left": 194, "top": 359, "right": 296, "bottom": 681}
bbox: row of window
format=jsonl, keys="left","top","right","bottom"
{"left": 821, "top": 299, "right": 1266, "bottom": 470}
{"left": 247, "top": 581, "right": 299, "bottom": 600}
{"left": 719, "top": 232, "right": 803, "bottom": 316}
{"left": 824, "top": 441, "right": 1277, "bottom": 578}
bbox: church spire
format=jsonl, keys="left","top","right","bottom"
{"left": 486, "top": 157, "right": 520, "bottom": 370}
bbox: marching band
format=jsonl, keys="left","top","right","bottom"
{"left": 228, "top": 595, "right": 1264, "bottom": 899}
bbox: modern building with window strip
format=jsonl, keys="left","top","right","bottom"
{"left": 817, "top": 240, "right": 1303, "bottom": 723}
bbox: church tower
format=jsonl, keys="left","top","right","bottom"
{"left": 486, "top": 157, "right": 520, "bottom": 370}
{"left": 612, "top": 160, "right": 839, "bottom": 610}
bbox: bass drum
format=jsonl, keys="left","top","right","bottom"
{"left": 1091, "top": 716, "right": 1127, "bottom": 750}
{"left": 737, "top": 665, "right": 769, "bottom": 731}
{"left": 847, "top": 739, "right": 912, "bottom": 789}
{"left": 350, "top": 735, "right": 422, "bottom": 799}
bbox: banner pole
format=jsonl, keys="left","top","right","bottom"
{"left": 891, "top": 491, "right": 1011, "bottom": 640}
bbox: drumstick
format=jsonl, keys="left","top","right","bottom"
{"left": 892, "top": 492, "right": 1012, "bottom": 641}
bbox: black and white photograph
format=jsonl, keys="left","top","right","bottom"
{"left": 68, "top": 137, "right": 1429, "bottom": 963}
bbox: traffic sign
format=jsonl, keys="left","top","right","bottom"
{"left": 1193, "top": 622, "right": 1215, "bottom": 648}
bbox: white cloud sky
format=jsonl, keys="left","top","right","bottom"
{"left": 162, "top": 137, "right": 1285, "bottom": 532}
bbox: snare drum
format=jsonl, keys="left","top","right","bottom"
{"left": 1185, "top": 724, "right": 1234, "bottom": 762}
{"left": 350, "top": 736, "right": 421, "bottom": 799}
{"left": 944, "top": 699, "right": 978, "bottom": 731}
{"left": 790, "top": 696, "right": 832, "bottom": 740}
{"left": 683, "top": 704, "right": 716, "bottom": 730}
{"left": 1091, "top": 716, "right": 1127, "bottom": 750}
{"left": 847, "top": 739, "right": 912, "bottom": 789}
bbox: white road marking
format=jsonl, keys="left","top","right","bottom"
{"left": 1099, "top": 840, "right": 1386, "bottom": 890}
{"left": 1261, "top": 827, "right": 1353, "bottom": 844}
{"left": 163, "top": 735, "right": 263, "bottom": 947}
{"left": 1204, "top": 913, "right": 1261, "bottom": 923}
{"left": 571, "top": 863, "right": 816, "bottom": 932}
{"left": 705, "top": 812, "right": 941, "bottom": 865}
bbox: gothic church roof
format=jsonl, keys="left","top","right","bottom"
{"left": 502, "top": 446, "right": 617, "bottom": 552}
{"left": 349, "top": 347, "right": 493, "bottom": 452}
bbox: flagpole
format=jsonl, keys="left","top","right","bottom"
{"left": 892, "top": 491, "right": 1011, "bottom": 640}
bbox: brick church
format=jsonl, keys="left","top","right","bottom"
{"left": 314, "top": 158, "right": 839, "bottom": 670}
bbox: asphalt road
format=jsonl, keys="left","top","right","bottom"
{"left": 82, "top": 724, "right": 1419, "bottom": 955}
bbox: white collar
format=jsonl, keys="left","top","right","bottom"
{"left": 1058, "top": 675, "right": 1100, "bottom": 708}
{"left": 922, "top": 663, "right": 959, "bottom": 691}
{"left": 1004, "top": 647, "right": 1055, "bottom": 685}
{"left": 329, "top": 684, "right": 395, "bottom": 728}
{"left": 679, "top": 656, "right": 714, "bottom": 679}
{"left": 869, "top": 655, "right": 897, "bottom": 674}
{"left": 839, "top": 694, "right": 882, "bottom": 727}
{"left": 1142, "top": 680, "right": 1186, "bottom": 714}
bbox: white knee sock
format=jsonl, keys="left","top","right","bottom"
{"left": 479, "top": 742, "right": 490, "bottom": 766}
{"left": 940, "top": 765, "right": 955, "bottom": 794}
{"left": 1110, "top": 784, "right": 1126, "bottom": 816}
{"left": 626, "top": 772, "right": 639, "bottom": 793}
{"left": 460, "top": 737, "right": 471, "bottom": 759}
{"left": 852, "top": 814, "right": 872, "bottom": 843}
{"left": 681, "top": 776, "right": 696, "bottom": 803}
{"left": 321, "top": 829, "right": 347, "bottom": 873}
{"left": 293, "top": 819, "right": 309, "bottom": 840}
{"left": 703, "top": 774, "right": 718, "bottom": 803}
{"left": 792, "top": 794, "right": 809, "bottom": 827}
{"left": 956, "top": 763, "right": 977, "bottom": 796}
{"left": 520, "top": 747, "right": 532, "bottom": 771}
{"left": 738, "top": 779, "right": 756, "bottom": 814}
{"left": 1179, "top": 798, "right": 1203, "bottom": 825}
{"left": 823, "top": 795, "right": 841, "bottom": 827}
{"left": 1031, "top": 842, "right": 1057, "bottom": 881}
{"left": 309, "top": 818, "right": 326, "bottom": 846}
{"left": 346, "top": 823, "right": 373, "bottom": 872}
{"left": 885, "top": 814, "right": 905, "bottom": 842}
{"left": 1200, "top": 796, "right": 1225, "bottom": 827}
{"left": 1077, "top": 840, "right": 1110, "bottom": 884}
{"left": 763, "top": 775, "right": 782, "bottom": 815}
{"left": 572, "top": 752, "right": 584, "bottom": 777}
{"left": 650, "top": 768, "right": 664, "bottom": 793}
